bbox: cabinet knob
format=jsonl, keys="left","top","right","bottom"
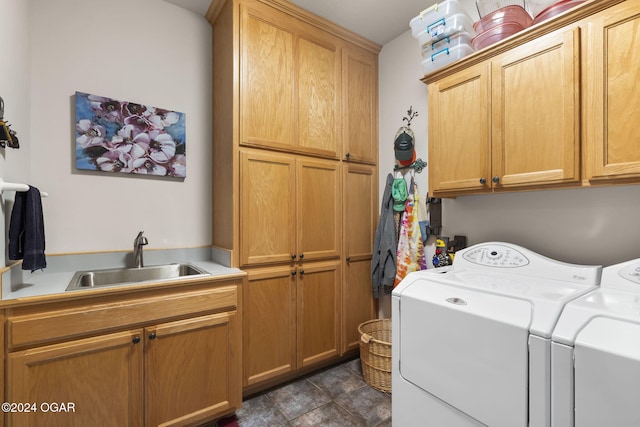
{"left": 299, "top": 270, "right": 305, "bottom": 275}
{"left": 479, "top": 177, "right": 487, "bottom": 185}
{"left": 149, "top": 332, "right": 157, "bottom": 340}
{"left": 299, "top": 253, "right": 304, "bottom": 259}
{"left": 291, "top": 270, "right": 297, "bottom": 276}
{"left": 291, "top": 254, "right": 297, "bottom": 259}
{"left": 345, "top": 152, "right": 351, "bottom": 160}
{"left": 132, "top": 336, "right": 141, "bottom": 344}
{"left": 492, "top": 176, "right": 500, "bottom": 184}
{"left": 346, "top": 256, "right": 351, "bottom": 262}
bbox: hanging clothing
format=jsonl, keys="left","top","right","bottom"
{"left": 371, "top": 174, "right": 398, "bottom": 297}
{"left": 9, "top": 186, "right": 47, "bottom": 272}
{"left": 394, "top": 177, "right": 426, "bottom": 287}
{"left": 418, "top": 191, "right": 429, "bottom": 244}
{"left": 391, "top": 173, "right": 408, "bottom": 239}
{"left": 391, "top": 176, "right": 408, "bottom": 212}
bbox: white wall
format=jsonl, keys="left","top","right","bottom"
{"left": 377, "top": 32, "right": 431, "bottom": 317}
{"left": 6, "top": 0, "right": 640, "bottom": 268}
{"left": 27, "top": 0, "right": 212, "bottom": 254}
{"left": 378, "top": 29, "right": 640, "bottom": 269}
{"left": 0, "top": 0, "right": 32, "bottom": 267}
{"left": 378, "top": 31, "right": 428, "bottom": 200}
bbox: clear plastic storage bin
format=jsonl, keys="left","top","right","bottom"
{"left": 416, "top": 13, "right": 476, "bottom": 47}
{"left": 422, "top": 42, "right": 474, "bottom": 75}
{"left": 422, "top": 31, "right": 474, "bottom": 58}
{"left": 410, "top": 0, "right": 470, "bottom": 37}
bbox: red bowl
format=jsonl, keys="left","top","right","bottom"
{"left": 471, "top": 22, "right": 525, "bottom": 50}
{"left": 473, "top": 5, "right": 533, "bottom": 33}
{"left": 532, "top": 0, "right": 586, "bottom": 25}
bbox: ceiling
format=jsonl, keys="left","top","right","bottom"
{"left": 162, "top": 0, "right": 479, "bottom": 45}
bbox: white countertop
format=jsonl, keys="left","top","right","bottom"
{"left": 1, "top": 248, "right": 244, "bottom": 302}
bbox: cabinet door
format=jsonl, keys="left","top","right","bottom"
{"left": 241, "top": 4, "right": 294, "bottom": 148}
{"left": 297, "top": 260, "right": 341, "bottom": 368}
{"left": 342, "top": 163, "right": 376, "bottom": 353}
{"left": 240, "top": 150, "right": 296, "bottom": 266}
{"left": 7, "top": 330, "right": 143, "bottom": 427}
{"left": 297, "top": 32, "right": 341, "bottom": 157}
{"left": 297, "top": 159, "right": 341, "bottom": 261}
{"left": 492, "top": 27, "right": 581, "bottom": 188}
{"left": 343, "top": 45, "right": 378, "bottom": 164}
{"left": 145, "top": 313, "right": 240, "bottom": 427}
{"left": 585, "top": 1, "right": 640, "bottom": 181}
{"left": 240, "top": 3, "right": 340, "bottom": 158}
{"left": 243, "top": 266, "right": 297, "bottom": 386}
{"left": 428, "top": 63, "right": 491, "bottom": 195}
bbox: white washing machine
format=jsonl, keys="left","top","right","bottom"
{"left": 551, "top": 257, "right": 640, "bottom": 427}
{"left": 392, "top": 242, "right": 602, "bottom": 427}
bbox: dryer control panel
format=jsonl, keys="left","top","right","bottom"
{"left": 462, "top": 244, "right": 529, "bottom": 267}
{"left": 600, "top": 259, "right": 640, "bottom": 290}
{"left": 618, "top": 262, "right": 640, "bottom": 285}
{"left": 453, "top": 242, "right": 602, "bottom": 286}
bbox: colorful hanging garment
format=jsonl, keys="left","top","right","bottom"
{"left": 394, "top": 177, "right": 426, "bottom": 287}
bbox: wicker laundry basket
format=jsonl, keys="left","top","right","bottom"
{"left": 358, "top": 318, "right": 392, "bottom": 393}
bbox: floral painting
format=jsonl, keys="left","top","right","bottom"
{"left": 75, "top": 91, "right": 186, "bottom": 178}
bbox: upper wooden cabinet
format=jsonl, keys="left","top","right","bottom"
{"left": 492, "top": 28, "right": 580, "bottom": 189}
{"left": 343, "top": 45, "right": 378, "bottom": 164}
{"left": 240, "top": 3, "right": 341, "bottom": 158}
{"left": 428, "top": 63, "right": 492, "bottom": 194}
{"left": 584, "top": 0, "right": 640, "bottom": 182}
{"left": 425, "top": 0, "right": 639, "bottom": 197}
{"left": 428, "top": 26, "right": 580, "bottom": 197}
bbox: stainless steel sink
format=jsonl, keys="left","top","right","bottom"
{"left": 65, "top": 263, "right": 210, "bottom": 291}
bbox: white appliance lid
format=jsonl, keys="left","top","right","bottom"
{"left": 553, "top": 258, "right": 640, "bottom": 345}
{"left": 395, "top": 242, "right": 602, "bottom": 337}
{"left": 601, "top": 258, "right": 640, "bottom": 291}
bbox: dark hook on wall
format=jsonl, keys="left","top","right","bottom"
{"left": 0, "top": 96, "right": 20, "bottom": 149}
{"left": 394, "top": 158, "right": 427, "bottom": 173}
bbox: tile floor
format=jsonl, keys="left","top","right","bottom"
{"left": 233, "top": 358, "right": 391, "bottom": 427}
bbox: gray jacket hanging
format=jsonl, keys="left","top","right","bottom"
{"left": 371, "top": 173, "right": 398, "bottom": 297}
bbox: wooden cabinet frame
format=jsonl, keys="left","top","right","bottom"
{"left": 208, "top": 0, "right": 379, "bottom": 395}
{"left": 3, "top": 278, "right": 243, "bottom": 427}
{"left": 584, "top": 0, "right": 640, "bottom": 181}
{"left": 427, "top": 27, "right": 580, "bottom": 197}
{"left": 424, "top": 0, "right": 639, "bottom": 197}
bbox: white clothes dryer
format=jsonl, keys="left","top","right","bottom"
{"left": 392, "top": 242, "right": 601, "bottom": 427}
{"left": 551, "top": 258, "right": 640, "bottom": 427}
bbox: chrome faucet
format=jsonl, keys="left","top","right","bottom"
{"left": 133, "top": 231, "right": 148, "bottom": 268}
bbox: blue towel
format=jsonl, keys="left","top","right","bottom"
{"left": 8, "top": 186, "right": 47, "bottom": 272}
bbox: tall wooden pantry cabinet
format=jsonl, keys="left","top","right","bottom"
{"left": 206, "top": 0, "right": 379, "bottom": 394}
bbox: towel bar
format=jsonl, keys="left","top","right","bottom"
{"left": 0, "top": 179, "right": 48, "bottom": 197}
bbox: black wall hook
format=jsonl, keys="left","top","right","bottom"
{"left": 0, "top": 96, "right": 20, "bottom": 149}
